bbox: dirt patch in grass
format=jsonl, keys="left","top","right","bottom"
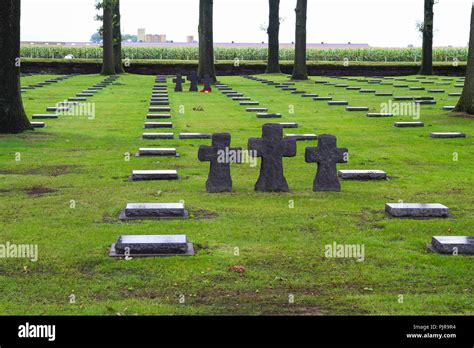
{"left": 192, "top": 209, "right": 219, "bottom": 220}
{"left": 0, "top": 165, "right": 82, "bottom": 177}
{"left": 23, "top": 186, "right": 59, "bottom": 197}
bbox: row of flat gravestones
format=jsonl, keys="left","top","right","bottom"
{"left": 242, "top": 75, "right": 467, "bottom": 139}
{"left": 109, "top": 74, "right": 473, "bottom": 258}
{"left": 26, "top": 75, "right": 119, "bottom": 128}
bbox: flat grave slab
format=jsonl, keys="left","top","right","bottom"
{"left": 138, "top": 148, "right": 177, "bottom": 156}
{"left": 338, "top": 170, "right": 387, "bottom": 180}
{"left": 448, "top": 93, "right": 462, "bottom": 97}
{"left": 328, "top": 101, "right": 349, "bottom": 106}
{"left": 179, "top": 133, "right": 212, "bottom": 139}
{"left": 385, "top": 203, "right": 449, "bottom": 218}
{"left": 302, "top": 94, "right": 318, "bottom": 97}
{"left": 430, "top": 132, "right": 466, "bottom": 138}
{"left": 232, "top": 97, "right": 251, "bottom": 101}
{"left": 240, "top": 101, "right": 260, "bottom": 106}
{"left": 442, "top": 106, "right": 455, "bottom": 111}
{"left": 131, "top": 170, "right": 179, "bottom": 181}
{"left": 277, "top": 122, "right": 299, "bottom": 128}
{"left": 367, "top": 113, "right": 393, "bottom": 117}
{"left": 359, "top": 89, "right": 376, "bottom": 93}
{"left": 285, "top": 134, "right": 318, "bottom": 141}
{"left": 428, "top": 236, "right": 474, "bottom": 255}
{"left": 394, "top": 122, "right": 424, "bottom": 128}
{"left": 149, "top": 107, "right": 171, "bottom": 112}
{"left": 119, "top": 203, "right": 188, "bottom": 221}
{"left": 346, "top": 87, "right": 362, "bottom": 90}
{"left": 415, "top": 100, "right": 437, "bottom": 105}
{"left": 144, "top": 122, "right": 173, "bottom": 129}
{"left": 31, "top": 122, "right": 46, "bottom": 128}
{"left": 394, "top": 96, "right": 415, "bottom": 101}
{"left": 314, "top": 97, "right": 332, "bottom": 101}
{"left": 346, "top": 107, "right": 369, "bottom": 112}
{"left": 257, "top": 113, "right": 282, "bottom": 118}
{"left": 427, "top": 89, "right": 445, "bottom": 93}
{"left": 246, "top": 108, "right": 268, "bottom": 112}
{"left": 142, "top": 133, "right": 174, "bottom": 140}
{"left": 110, "top": 235, "right": 194, "bottom": 257}
{"left": 146, "top": 114, "right": 171, "bottom": 119}
{"left": 32, "top": 114, "right": 59, "bottom": 119}
{"left": 68, "top": 97, "right": 87, "bottom": 102}
{"left": 375, "top": 93, "right": 393, "bottom": 96}
{"left": 47, "top": 107, "right": 69, "bottom": 112}
{"left": 409, "top": 87, "right": 425, "bottom": 91}
{"left": 77, "top": 93, "right": 93, "bottom": 97}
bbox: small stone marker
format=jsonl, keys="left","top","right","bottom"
{"left": 257, "top": 113, "right": 282, "bottom": 119}
{"left": 346, "top": 87, "right": 362, "bottom": 90}
{"left": 110, "top": 234, "right": 194, "bottom": 257}
{"left": 131, "top": 170, "right": 179, "bottom": 181}
{"left": 428, "top": 236, "right": 474, "bottom": 255}
{"left": 233, "top": 97, "right": 251, "bottom": 101}
{"left": 149, "top": 107, "right": 171, "bottom": 112}
{"left": 416, "top": 100, "right": 436, "bottom": 105}
{"left": 328, "top": 101, "right": 349, "bottom": 106}
{"left": 359, "top": 89, "right": 376, "bottom": 93}
{"left": 302, "top": 94, "right": 318, "bottom": 97}
{"left": 428, "top": 89, "right": 445, "bottom": 93}
{"left": 346, "top": 107, "right": 369, "bottom": 112}
{"left": 150, "top": 101, "right": 170, "bottom": 106}
{"left": 305, "top": 134, "right": 348, "bottom": 192}
{"left": 198, "top": 133, "right": 241, "bottom": 192}
{"left": 430, "top": 132, "right": 466, "bottom": 138}
{"left": 142, "top": 133, "right": 174, "bottom": 140}
{"left": 248, "top": 124, "right": 297, "bottom": 192}
{"left": 367, "top": 113, "right": 393, "bottom": 117}
{"left": 246, "top": 108, "right": 268, "bottom": 112}
{"left": 385, "top": 203, "right": 449, "bottom": 218}
{"left": 173, "top": 74, "right": 185, "bottom": 92}
{"left": 375, "top": 92, "right": 393, "bottom": 97}
{"left": 144, "top": 122, "right": 173, "bottom": 129}
{"left": 32, "top": 114, "right": 59, "bottom": 119}
{"left": 314, "top": 97, "right": 332, "bottom": 101}
{"left": 47, "top": 107, "right": 69, "bottom": 112}
{"left": 240, "top": 101, "right": 260, "bottom": 106}
{"left": 278, "top": 122, "right": 298, "bottom": 128}
{"left": 138, "top": 148, "right": 177, "bottom": 156}
{"left": 146, "top": 114, "right": 171, "bottom": 119}
{"left": 394, "top": 122, "right": 424, "bottom": 128}
{"left": 119, "top": 203, "right": 188, "bottom": 220}
{"left": 338, "top": 170, "right": 387, "bottom": 180}
{"left": 448, "top": 93, "right": 461, "bottom": 97}
{"left": 285, "top": 134, "right": 318, "bottom": 141}
{"left": 31, "top": 122, "right": 46, "bottom": 128}
{"left": 179, "top": 133, "right": 212, "bottom": 139}
{"left": 442, "top": 106, "right": 455, "bottom": 111}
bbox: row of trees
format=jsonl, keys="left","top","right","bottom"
{"left": 1, "top": 0, "right": 474, "bottom": 134}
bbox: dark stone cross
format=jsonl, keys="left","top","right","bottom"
{"left": 305, "top": 134, "right": 348, "bottom": 192}
{"left": 248, "top": 124, "right": 297, "bottom": 192}
{"left": 201, "top": 75, "right": 213, "bottom": 92}
{"left": 173, "top": 74, "right": 185, "bottom": 92}
{"left": 187, "top": 72, "right": 199, "bottom": 92}
{"left": 198, "top": 133, "right": 241, "bottom": 193}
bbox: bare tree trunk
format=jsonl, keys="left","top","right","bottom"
{"left": 419, "top": 0, "right": 435, "bottom": 75}
{"left": 101, "top": 0, "right": 115, "bottom": 75}
{"left": 266, "top": 0, "right": 281, "bottom": 74}
{"left": 113, "top": 0, "right": 124, "bottom": 74}
{"left": 0, "top": 0, "right": 32, "bottom": 134}
{"left": 198, "top": 0, "right": 216, "bottom": 81}
{"left": 292, "top": 0, "right": 308, "bottom": 80}
{"left": 455, "top": 4, "right": 474, "bottom": 114}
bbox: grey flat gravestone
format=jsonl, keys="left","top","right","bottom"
{"left": 375, "top": 93, "right": 393, "bottom": 96}
{"left": 119, "top": 203, "right": 188, "bottom": 221}
{"left": 173, "top": 74, "right": 185, "bottom": 92}
{"left": 442, "top": 106, "right": 455, "bottom": 111}
{"left": 257, "top": 113, "right": 282, "bottom": 119}
{"left": 150, "top": 101, "right": 170, "bottom": 106}
{"left": 359, "top": 89, "right": 376, "bottom": 93}
{"left": 138, "top": 148, "right": 177, "bottom": 156}
{"left": 110, "top": 235, "right": 195, "bottom": 257}
{"left": 367, "top": 113, "right": 393, "bottom": 117}
{"left": 144, "top": 122, "right": 173, "bottom": 129}
{"left": 385, "top": 203, "right": 449, "bottom": 218}
{"left": 240, "top": 101, "right": 259, "bottom": 106}
{"left": 248, "top": 124, "right": 297, "bottom": 192}
{"left": 285, "top": 134, "right": 318, "bottom": 141}
{"left": 302, "top": 94, "right": 318, "bottom": 97}
{"left": 428, "top": 236, "right": 474, "bottom": 255}
{"left": 31, "top": 122, "right": 46, "bottom": 128}
{"left": 305, "top": 134, "right": 348, "bottom": 192}
{"left": 394, "top": 122, "right": 424, "bottom": 128}
{"left": 198, "top": 133, "right": 241, "bottom": 193}
{"left": 149, "top": 107, "right": 171, "bottom": 112}
{"left": 131, "top": 170, "right": 179, "bottom": 181}
{"left": 188, "top": 72, "right": 199, "bottom": 92}
{"left": 32, "top": 114, "right": 59, "bottom": 119}
{"left": 346, "top": 107, "right": 369, "bottom": 112}
{"left": 246, "top": 108, "right": 268, "bottom": 112}
{"left": 328, "top": 101, "right": 349, "bottom": 106}
{"left": 47, "top": 107, "right": 69, "bottom": 112}
{"left": 179, "top": 133, "right": 212, "bottom": 139}
{"left": 430, "top": 132, "right": 466, "bottom": 138}
{"left": 147, "top": 114, "right": 171, "bottom": 119}
{"left": 314, "top": 97, "right": 332, "bottom": 101}
{"left": 338, "top": 170, "right": 387, "bottom": 180}
{"left": 142, "top": 133, "right": 174, "bottom": 140}
{"left": 278, "top": 122, "right": 299, "bottom": 128}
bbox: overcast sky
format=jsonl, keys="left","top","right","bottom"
{"left": 21, "top": 0, "right": 472, "bottom": 47}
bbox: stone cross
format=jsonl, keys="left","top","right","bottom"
{"left": 198, "top": 133, "right": 241, "bottom": 193}
{"left": 201, "top": 75, "right": 213, "bottom": 92}
{"left": 305, "top": 134, "right": 348, "bottom": 192}
{"left": 173, "top": 74, "right": 185, "bottom": 92}
{"left": 188, "top": 72, "right": 199, "bottom": 92}
{"left": 248, "top": 124, "right": 297, "bottom": 192}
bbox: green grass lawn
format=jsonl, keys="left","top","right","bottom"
{"left": 0, "top": 73, "right": 473, "bottom": 316}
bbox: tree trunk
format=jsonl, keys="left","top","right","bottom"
{"left": 0, "top": 0, "right": 32, "bottom": 134}
{"left": 292, "top": 0, "right": 308, "bottom": 80}
{"left": 266, "top": 0, "right": 281, "bottom": 74}
{"left": 419, "top": 0, "right": 435, "bottom": 75}
{"left": 198, "top": 0, "right": 216, "bottom": 81}
{"left": 101, "top": 0, "right": 115, "bottom": 75}
{"left": 113, "top": 0, "right": 124, "bottom": 74}
{"left": 455, "top": 4, "right": 474, "bottom": 114}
